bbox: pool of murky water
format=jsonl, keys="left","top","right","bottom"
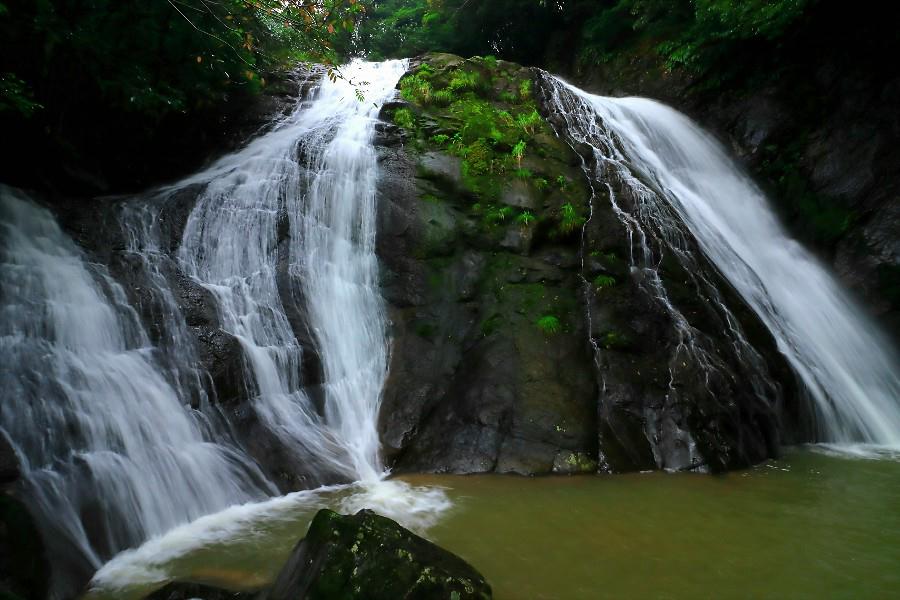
{"left": 85, "top": 448, "right": 900, "bottom": 599}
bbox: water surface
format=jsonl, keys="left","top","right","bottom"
{"left": 86, "top": 450, "right": 900, "bottom": 599}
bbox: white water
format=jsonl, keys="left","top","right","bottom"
{"left": 173, "top": 59, "right": 405, "bottom": 482}
{"left": 88, "top": 58, "right": 452, "bottom": 590}
{"left": 2, "top": 60, "right": 454, "bottom": 596}
{"left": 0, "top": 186, "right": 272, "bottom": 593}
{"left": 546, "top": 77, "right": 900, "bottom": 449}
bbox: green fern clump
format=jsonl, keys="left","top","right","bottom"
{"left": 534, "top": 177, "right": 549, "bottom": 191}
{"left": 514, "top": 168, "right": 532, "bottom": 179}
{"left": 516, "top": 210, "right": 535, "bottom": 226}
{"left": 593, "top": 275, "right": 616, "bottom": 290}
{"left": 516, "top": 109, "right": 542, "bottom": 135}
{"left": 449, "top": 70, "right": 480, "bottom": 92}
{"left": 432, "top": 88, "right": 455, "bottom": 106}
{"left": 461, "top": 139, "right": 496, "bottom": 176}
{"left": 536, "top": 315, "right": 561, "bottom": 335}
{"left": 484, "top": 205, "right": 514, "bottom": 224}
{"left": 393, "top": 107, "right": 415, "bottom": 130}
{"left": 558, "top": 202, "right": 584, "bottom": 233}
{"left": 511, "top": 140, "right": 526, "bottom": 167}
{"left": 431, "top": 133, "right": 450, "bottom": 145}
{"left": 519, "top": 78, "right": 532, "bottom": 98}
{"left": 499, "top": 90, "right": 518, "bottom": 104}
{"left": 400, "top": 74, "right": 433, "bottom": 104}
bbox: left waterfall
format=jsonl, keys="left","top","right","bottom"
{"left": 0, "top": 59, "right": 410, "bottom": 598}
{"left": 0, "top": 186, "right": 274, "bottom": 597}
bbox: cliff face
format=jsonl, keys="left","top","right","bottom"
{"left": 374, "top": 54, "right": 800, "bottom": 475}
{"left": 21, "top": 54, "right": 824, "bottom": 485}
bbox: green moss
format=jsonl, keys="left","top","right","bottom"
{"left": 536, "top": 314, "right": 561, "bottom": 335}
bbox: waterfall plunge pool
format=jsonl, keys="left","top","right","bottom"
{"left": 85, "top": 448, "right": 900, "bottom": 599}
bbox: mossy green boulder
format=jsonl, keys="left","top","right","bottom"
{"left": 267, "top": 509, "right": 491, "bottom": 600}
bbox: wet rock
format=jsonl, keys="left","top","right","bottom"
{"left": 266, "top": 509, "right": 491, "bottom": 600}
{"left": 0, "top": 434, "right": 50, "bottom": 600}
{"left": 377, "top": 53, "right": 795, "bottom": 475}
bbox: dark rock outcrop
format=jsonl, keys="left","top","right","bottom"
{"left": 375, "top": 53, "right": 797, "bottom": 474}
{"left": 266, "top": 509, "right": 491, "bottom": 600}
{"left": 0, "top": 433, "right": 49, "bottom": 600}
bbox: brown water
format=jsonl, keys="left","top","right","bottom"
{"left": 85, "top": 449, "right": 900, "bottom": 599}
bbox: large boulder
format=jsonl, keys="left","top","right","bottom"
{"left": 266, "top": 509, "right": 491, "bottom": 600}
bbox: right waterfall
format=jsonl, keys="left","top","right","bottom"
{"left": 541, "top": 74, "right": 900, "bottom": 450}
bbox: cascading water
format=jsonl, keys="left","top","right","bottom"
{"left": 0, "top": 186, "right": 274, "bottom": 597}
{"left": 173, "top": 59, "right": 406, "bottom": 482}
{"left": 2, "top": 59, "right": 452, "bottom": 596}
{"left": 541, "top": 75, "right": 900, "bottom": 451}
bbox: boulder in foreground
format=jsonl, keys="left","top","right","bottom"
{"left": 267, "top": 508, "right": 491, "bottom": 600}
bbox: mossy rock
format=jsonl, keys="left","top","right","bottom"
{"left": 268, "top": 509, "right": 492, "bottom": 600}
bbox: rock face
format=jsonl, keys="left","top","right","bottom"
{"left": 266, "top": 509, "right": 491, "bottom": 600}
{"left": 375, "top": 53, "right": 798, "bottom": 474}
{"left": 0, "top": 433, "right": 49, "bottom": 600}
{"left": 376, "top": 55, "right": 600, "bottom": 474}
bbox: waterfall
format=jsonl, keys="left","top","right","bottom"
{"left": 174, "top": 59, "right": 406, "bottom": 482}
{"left": 541, "top": 76, "right": 900, "bottom": 450}
{"left": 0, "top": 186, "right": 273, "bottom": 596}
{"left": 1, "top": 59, "right": 445, "bottom": 596}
